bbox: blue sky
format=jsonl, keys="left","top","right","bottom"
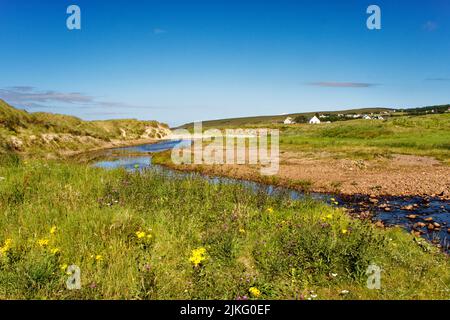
{"left": 0, "top": 0, "right": 449, "bottom": 126}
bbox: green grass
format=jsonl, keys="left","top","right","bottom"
{"left": 0, "top": 155, "right": 449, "bottom": 299}
{"left": 275, "top": 114, "right": 450, "bottom": 161}
{"left": 0, "top": 99, "right": 169, "bottom": 156}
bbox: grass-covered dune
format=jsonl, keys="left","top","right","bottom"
{"left": 0, "top": 154, "right": 448, "bottom": 299}
{"left": 0, "top": 99, "right": 171, "bottom": 156}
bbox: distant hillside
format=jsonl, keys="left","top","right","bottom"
{"left": 179, "top": 104, "right": 450, "bottom": 129}
{"left": 398, "top": 104, "right": 450, "bottom": 115}
{"left": 179, "top": 107, "right": 394, "bottom": 129}
{"left": 0, "top": 99, "right": 171, "bottom": 156}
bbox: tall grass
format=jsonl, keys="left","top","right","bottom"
{"left": 0, "top": 158, "right": 449, "bottom": 299}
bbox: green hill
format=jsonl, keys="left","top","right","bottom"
{"left": 179, "top": 107, "right": 395, "bottom": 129}
{"left": 0, "top": 99, "right": 170, "bottom": 156}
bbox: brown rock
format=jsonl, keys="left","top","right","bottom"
{"left": 406, "top": 214, "right": 418, "bottom": 219}
{"left": 374, "top": 221, "right": 384, "bottom": 228}
{"left": 447, "top": 228, "right": 450, "bottom": 234}
{"left": 411, "top": 230, "right": 421, "bottom": 237}
{"left": 414, "top": 222, "right": 426, "bottom": 228}
{"left": 427, "top": 223, "right": 435, "bottom": 231}
{"left": 401, "top": 205, "right": 414, "bottom": 211}
{"left": 424, "top": 217, "right": 433, "bottom": 222}
{"left": 433, "top": 222, "right": 441, "bottom": 228}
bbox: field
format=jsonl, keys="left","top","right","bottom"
{"left": 0, "top": 154, "right": 449, "bottom": 299}
{"left": 278, "top": 114, "right": 450, "bottom": 162}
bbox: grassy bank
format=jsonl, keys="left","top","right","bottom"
{"left": 0, "top": 154, "right": 449, "bottom": 299}
{"left": 0, "top": 99, "right": 170, "bottom": 157}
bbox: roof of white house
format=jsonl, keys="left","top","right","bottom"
{"left": 284, "top": 117, "right": 295, "bottom": 124}
{"left": 309, "top": 116, "right": 321, "bottom": 123}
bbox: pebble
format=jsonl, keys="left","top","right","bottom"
{"left": 411, "top": 230, "right": 421, "bottom": 237}
{"left": 406, "top": 214, "right": 418, "bottom": 219}
{"left": 414, "top": 222, "right": 426, "bottom": 228}
{"left": 427, "top": 223, "right": 435, "bottom": 231}
{"left": 375, "top": 221, "right": 384, "bottom": 228}
{"left": 424, "top": 217, "right": 434, "bottom": 222}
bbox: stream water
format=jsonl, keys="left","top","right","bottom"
{"left": 93, "top": 139, "right": 450, "bottom": 251}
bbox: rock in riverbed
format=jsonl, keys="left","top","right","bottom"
{"left": 413, "top": 222, "right": 426, "bottom": 229}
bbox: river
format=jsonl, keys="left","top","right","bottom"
{"left": 92, "top": 139, "right": 450, "bottom": 251}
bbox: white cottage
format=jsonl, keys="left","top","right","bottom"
{"left": 309, "top": 116, "right": 321, "bottom": 124}
{"left": 283, "top": 117, "right": 295, "bottom": 125}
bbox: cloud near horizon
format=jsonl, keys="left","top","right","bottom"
{"left": 425, "top": 77, "right": 450, "bottom": 81}
{"left": 0, "top": 86, "right": 159, "bottom": 110}
{"left": 308, "top": 82, "right": 378, "bottom": 88}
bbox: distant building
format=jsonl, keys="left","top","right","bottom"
{"left": 309, "top": 116, "right": 321, "bottom": 124}
{"left": 363, "top": 115, "right": 372, "bottom": 120}
{"left": 283, "top": 117, "right": 295, "bottom": 125}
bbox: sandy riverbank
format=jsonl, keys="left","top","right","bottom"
{"left": 155, "top": 149, "right": 450, "bottom": 198}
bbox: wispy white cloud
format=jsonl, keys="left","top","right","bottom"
{"left": 423, "top": 21, "right": 438, "bottom": 32}
{"left": 425, "top": 77, "right": 450, "bottom": 81}
{"left": 308, "top": 82, "right": 378, "bottom": 88}
{"left": 0, "top": 86, "right": 160, "bottom": 110}
{"left": 153, "top": 28, "right": 167, "bottom": 35}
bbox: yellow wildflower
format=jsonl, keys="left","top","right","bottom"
{"left": 326, "top": 214, "right": 333, "bottom": 220}
{"left": 341, "top": 229, "right": 348, "bottom": 235}
{"left": 50, "top": 248, "right": 60, "bottom": 255}
{"left": 189, "top": 247, "right": 207, "bottom": 267}
{"left": 95, "top": 255, "right": 103, "bottom": 262}
{"left": 0, "top": 238, "right": 13, "bottom": 254}
{"left": 49, "top": 226, "right": 57, "bottom": 234}
{"left": 239, "top": 229, "right": 246, "bottom": 234}
{"left": 267, "top": 207, "right": 274, "bottom": 213}
{"left": 249, "top": 287, "right": 261, "bottom": 298}
{"left": 136, "top": 231, "right": 146, "bottom": 239}
{"left": 60, "top": 263, "right": 68, "bottom": 272}
{"left": 37, "top": 239, "right": 50, "bottom": 247}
